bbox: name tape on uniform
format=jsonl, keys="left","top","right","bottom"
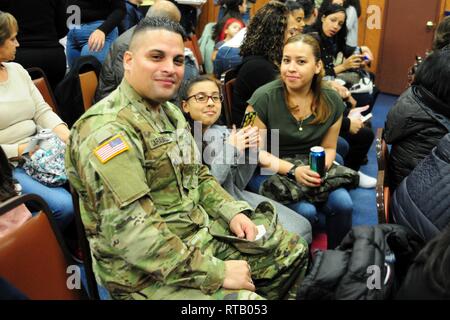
{"left": 94, "top": 134, "right": 129, "bottom": 164}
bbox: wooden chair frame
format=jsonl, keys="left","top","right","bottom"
{"left": 27, "top": 67, "right": 59, "bottom": 114}
{"left": 185, "top": 34, "right": 204, "bottom": 74}
{"left": 220, "top": 68, "right": 238, "bottom": 128}
{"left": 0, "top": 194, "right": 87, "bottom": 299}
{"left": 70, "top": 186, "right": 101, "bottom": 300}
{"left": 79, "top": 70, "right": 99, "bottom": 111}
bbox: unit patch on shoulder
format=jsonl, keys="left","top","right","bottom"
{"left": 94, "top": 134, "right": 129, "bottom": 164}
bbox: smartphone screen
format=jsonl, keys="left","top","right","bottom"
{"left": 240, "top": 111, "right": 257, "bottom": 128}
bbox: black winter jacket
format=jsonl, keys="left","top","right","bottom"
{"left": 54, "top": 56, "right": 102, "bottom": 128}
{"left": 385, "top": 85, "right": 450, "bottom": 190}
{"left": 391, "top": 133, "right": 450, "bottom": 242}
{"left": 396, "top": 224, "right": 450, "bottom": 300}
{"left": 297, "top": 224, "right": 423, "bottom": 300}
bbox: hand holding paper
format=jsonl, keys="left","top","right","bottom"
{"left": 255, "top": 225, "right": 266, "bottom": 241}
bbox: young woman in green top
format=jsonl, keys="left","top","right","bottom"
{"left": 247, "top": 34, "right": 353, "bottom": 249}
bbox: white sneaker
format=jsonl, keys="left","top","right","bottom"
{"left": 358, "top": 171, "right": 377, "bottom": 189}
{"left": 13, "top": 180, "right": 22, "bottom": 195}
{"left": 349, "top": 78, "right": 374, "bottom": 94}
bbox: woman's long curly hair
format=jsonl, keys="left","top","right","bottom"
{"left": 240, "top": 1, "right": 289, "bottom": 64}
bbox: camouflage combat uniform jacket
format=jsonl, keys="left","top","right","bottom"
{"left": 66, "top": 80, "right": 308, "bottom": 300}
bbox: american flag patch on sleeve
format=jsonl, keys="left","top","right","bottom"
{"left": 94, "top": 134, "right": 129, "bottom": 164}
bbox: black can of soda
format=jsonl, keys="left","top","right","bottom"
{"left": 309, "top": 146, "right": 326, "bottom": 177}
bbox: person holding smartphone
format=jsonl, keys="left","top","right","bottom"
{"left": 305, "top": 3, "right": 377, "bottom": 112}
{"left": 181, "top": 75, "right": 312, "bottom": 243}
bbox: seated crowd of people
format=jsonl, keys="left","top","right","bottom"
{"left": 0, "top": 0, "right": 449, "bottom": 300}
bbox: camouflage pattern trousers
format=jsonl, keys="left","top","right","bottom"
{"left": 114, "top": 228, "right": 309, "bottom": 300}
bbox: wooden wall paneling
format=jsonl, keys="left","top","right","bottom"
{"left": 440, "top": 0, "right": 450, "bottom": 21}
{"left": 376, "top": 0, "right": 443, "bottom": 94}
{"left": 253, "top": 0, "right": 270, "bottom": 14}
{"left": 358, "top": 0, "right": 385, "bottom": 74}
{"left": 196, "top": 0, "right": 271, "bottom": 37}
{"left": 196, "top": 0, "right": 220, "bottom": 37}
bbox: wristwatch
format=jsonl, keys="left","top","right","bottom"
{"left": 286, "top": 165, "right": 298, "bottom": 180}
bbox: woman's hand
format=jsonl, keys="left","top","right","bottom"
{"left": 18, "top": 143, "right": 39, "bottom": 156}
{"left": 294, "top": 165, "right": 322, "bottom": 187}
{"left": 18, "top": 143, "right": 27, "bottom": 156}
{"left": 360, "top": 46, "right": 374, "bottom": 64}
{"left": 52, "top": 124, "right": 70, "bottom": 143}
{"left": 346, "top": 95, "right": 357, "bottom": 108}
{"left": 342, "top": 54, "right": 364, "bottom": 71}
{"left": 349, "top": 117, "right": 363, "bottom": 134}
{"left": 227, "top": 125, "right": 259, "bottom": 153}
{"left": 88, "top": 29, "right": 106, "bottom": 52}
{"left": 329, "top": 80, "right": 350, "bottom": 99}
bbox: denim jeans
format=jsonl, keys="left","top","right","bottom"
{"left": 248, "top": 172, "right": 353, "bottom": 249}
{"left": 337, "top": 136, "right": 350, "bottom": 159}
{"left": 66, "top": 21, "right": 119, "bottom": 68}
{"left": 213, "top": 46, "right": 242, "bottom": 78}
{"left": 119, "top": 1, "right": 144, "bottom": 33}
{"left": 13, "top": 168, "right": 74, "bottom": 232}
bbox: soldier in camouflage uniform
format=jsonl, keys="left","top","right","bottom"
{"left": 65, "top": 17, "right": 309, "bottom": 300}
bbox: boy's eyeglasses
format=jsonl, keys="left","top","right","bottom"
{"left": 186, "top": 93, "right": 223, "bottom": 103}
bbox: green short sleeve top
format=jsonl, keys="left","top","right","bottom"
{"left": 248, "top": 78, "right": 345, "bottom": 157}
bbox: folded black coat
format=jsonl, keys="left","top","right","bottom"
{"left": 54, "top": 56, "right": 102, "bottom": 128}
{"left": 297, "top": 224, "right": 423, "bottom": 300}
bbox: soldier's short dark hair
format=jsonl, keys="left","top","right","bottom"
{"left": 129, "top": 16, "right": 187, "bottom": 51}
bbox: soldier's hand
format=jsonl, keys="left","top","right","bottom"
{"left": 223, "top": 260, "right": 255, "bottom": 292}
{"left": 230, "top": 213, "right": 257, "bottom": 241}
{"left": 349, "top": 117, "right": 363, "bottom": 134}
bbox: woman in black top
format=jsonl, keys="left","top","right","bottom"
{"left": 66, "top": 0, "right": 125, "bottom": 68}
{"left": 306, "top": 3, "right": 370, "bottom": 78}
{"left": 232, "top": 1, "right": 305, "bottom": 125}
{"left": 0, "top": 0, "right": 68, "bottom": 89}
